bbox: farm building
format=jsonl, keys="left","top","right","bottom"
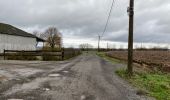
{"left": 0, "top": 23, "right": 44, "bottom": 53}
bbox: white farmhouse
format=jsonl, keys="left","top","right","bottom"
{"left": 0, "top": 23, "right": 44, "bottom": 53}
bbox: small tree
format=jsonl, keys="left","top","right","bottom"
{"left": 79, "top": 44, "right": 87, "bottom": 51}
{"left": 79, "top": 43, "right": 93, "bottom": 51}
{"left": 41, "top": 27, "right": 62, "bottom": 49}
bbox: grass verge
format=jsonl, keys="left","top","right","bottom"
{"left": 96, "top": 52, "right": 121, "bottom": 64}
{"left": 97, "top": 52, "right": 170, "bottom": 100}
{"left": 116, "top": 69, "right": 170, "bottom": 100}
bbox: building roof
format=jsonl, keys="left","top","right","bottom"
{"left": 0, "top": 23, "right": 45, "bottom": 42}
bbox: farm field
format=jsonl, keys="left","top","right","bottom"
{"left": 107, "top": 51, "right": 170, "bottom": 72}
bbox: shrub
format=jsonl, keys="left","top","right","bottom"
{"left": 41, "top": 47, "right": 62, "bottom": 61}
{"left": 6, "top": 53, "right": 37, "bottom": 61}
{"left": 42, "top": 55, "right": 61, "bottom": 61}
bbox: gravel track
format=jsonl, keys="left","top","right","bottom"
{"left": 0, "top": 54, "right": 155, "bottom": 100}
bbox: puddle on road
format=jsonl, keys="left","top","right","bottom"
{"left": 79, "top": 93, "right": 96, "bottom": 100}
{"left": 12, "top": 68, "right": 43, "bottom": 77}
{"left": 49, "top": 70, "right": 75, "bottom": 78}
{"left": 0, "top": 70, "right": 14, "bottom": 80}
{"left": 4, "top": 78, "right": 49, "bottom": 96}
{"left": 81, "top": 95, "right": 86, "bottom": 100}
{"left": 43, "top": 88, "right": 50, "bottom": 91}
{"left": 63, "top": 71, "right": 69, "bottom": 73}
{"left": 48, "top": 74, "right": 61, "bottom": 77}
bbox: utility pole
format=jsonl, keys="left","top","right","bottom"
{"left": 127, "top": 0, "right": 134, "bottom": 75}
{"left": 98, "top": 35, "right": 101, "bottom": 52}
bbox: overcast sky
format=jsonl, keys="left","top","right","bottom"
{"left": 0, "top": 0, "right": 170, "bottom": 48}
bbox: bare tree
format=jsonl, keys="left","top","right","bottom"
{"left": 79, "top": 43, "right": 93, "bottom": 51}
{"left": 79, "top": 44, "right": 87, "bottom": 50}
{"left": 41, "top": 27, "right": 62, "bottom": 49}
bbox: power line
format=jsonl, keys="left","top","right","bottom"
{"left": 97, "top": 0, "right": 115, "bottom": 51}
{"left": 101, "top": 0, "right": 115, "bottom": 38}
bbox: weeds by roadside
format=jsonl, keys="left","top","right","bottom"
{"left": 97, "top": 52, "right": 170, "bottom": 100}
{"left": 96, "top": 52, "right": 121, "bottom": 64}
{"left": 116, "top": 69, "right": 170, "bottom": 100}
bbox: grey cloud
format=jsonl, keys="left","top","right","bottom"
{"left": 0, "top": 0, "right": 170, "bottom": 44}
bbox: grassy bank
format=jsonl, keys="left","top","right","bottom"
{"left": 97, "top": 52, "right": 121, "bottom": 64}
{"left": 116, "top": 69, "right": 170, "bottom": 100}
{"left": 97, "top": 52, "right": 170, "bottom": 100}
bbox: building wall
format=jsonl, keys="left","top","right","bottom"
{"left": 0, "top": 34, "right": 37, "bottom": 53}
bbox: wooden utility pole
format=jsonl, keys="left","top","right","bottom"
{"left": 127, "top": 0, "right": 134, "bottom": 75}
{"left": 98, "top": 36, "right": 101, "bottom": 52}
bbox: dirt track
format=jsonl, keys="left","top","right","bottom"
{"left": 0, "top": 54, "right": 155, "bottom": 100}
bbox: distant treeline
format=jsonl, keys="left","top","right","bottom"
{"left": 135, "top": 47, "right": 169, "bottom": 51}
{"left": 80, "top": 47, "right": 169, "bottom": 52}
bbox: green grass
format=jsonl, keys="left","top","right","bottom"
{"left": 97, "top": 52, "right": 170, "bottom": 100}
{"left": 96, "top": 52, "right": 121, "bottom": 64}
{"left": 116, "top": 69, "right": 170, "bottom": 100}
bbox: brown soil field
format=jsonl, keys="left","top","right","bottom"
{"left": 107, "top": 51, "right": 170, "bottom": 72}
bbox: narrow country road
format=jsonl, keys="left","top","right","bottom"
{"left": 0, "top": 54, "right": 154, "bottom": 100}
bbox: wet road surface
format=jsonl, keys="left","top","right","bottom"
{"left": 0, "top": 54, "right": 155, "bottom": 100}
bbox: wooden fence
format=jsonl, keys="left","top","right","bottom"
{"left": 2, "top": 49, "right": 81, "bottom": 61}
{"left": 3, "top": 49, "right": 64, "bottom": 60}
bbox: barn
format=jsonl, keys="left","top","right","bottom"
{"left": 0, "top": 23, "right": 44, "bottom": 53}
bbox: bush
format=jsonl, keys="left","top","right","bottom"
{"left": 6, "top": 53, "right": 38, "bottom": 61}
{"left": 42, "top": 47, "right": 62, "bottom": 51}
{"left": 41, "top": 47, "right": 62, "bottom": 61}
{"left": 63, "top": 48, "right": 81, "bottom": 60}
{"left": 42, "top": 55, "right": 61, "bottom": 61}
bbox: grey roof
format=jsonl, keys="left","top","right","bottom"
{"left": 0, "top": 23, "right": 45, "bottom": 42}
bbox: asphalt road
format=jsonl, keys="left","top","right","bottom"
{"left": 0, "top": 54, "right": 155, "bottom": 100}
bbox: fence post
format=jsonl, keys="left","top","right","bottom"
{"left": 22, "top": 50, "right": 24, "bottom": 57}
{"left": 62, "top": 48, "right": 64, "bottom": 61}
{"left": 3, "top": 49, "right": 5, "bottom": 60}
